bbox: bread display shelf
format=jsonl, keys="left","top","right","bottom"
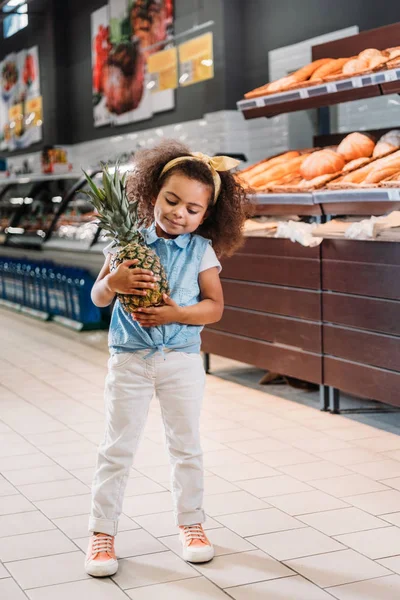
{"left": 313, "top": 188, "right": 400, "bottom": 203}
{"left": 256, "top": 192, "right": 314, "bottom": 205}
{"left": 237, "top": 68, "right": 400, "bottom": 120}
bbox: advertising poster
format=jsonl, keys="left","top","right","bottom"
{"left": 179, "top": 33, "right": 214, "bottom": 87}
{"left": 91, "top": 1, "right": 174, "bottom": 128}
{"left": 0, "top": 46, "right": 42, "bottom": 151}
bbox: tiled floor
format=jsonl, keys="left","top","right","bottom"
{"left": 2, "top": 310, "right": 400, "bottom": 599}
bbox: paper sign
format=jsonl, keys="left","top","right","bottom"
{"left": 178, "top": 32, "right": 214, "bottom": 87}
{"left": 147, "top": 47, "right": 177, "bottom": 93}
{"left": 25, "top": 95, "right": 42, "bottom": 128}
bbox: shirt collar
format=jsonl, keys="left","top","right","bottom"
{"left": 143, "top": 222, "right": 191, "bottom": 249}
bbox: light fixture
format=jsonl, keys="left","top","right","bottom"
{"left": 52, "top": 196, "right": 62, "bottom": 203}
{"left": 10, "top": 197, "right": 24, "bottom": 205}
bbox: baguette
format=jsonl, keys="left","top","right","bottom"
{"left": 342, "top": 157, "right": 371, "bottom": 172}
{"left": 286, "top": 58, "right": 333, "bottom": 82}
{"left": 249, "top": 156, "right": 306, "bottom": 187}
{"left": 310, "top": 57, "right": 349, "bottom": 81}
{"left": 364, "top": 166, "right": 400, "bottom": 184}
{"left": 342, "top": 57, "right": 369, "bottom": 75}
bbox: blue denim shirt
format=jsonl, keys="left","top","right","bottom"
{"left": 109, "top": 223, "right": 211, "bottom": 355}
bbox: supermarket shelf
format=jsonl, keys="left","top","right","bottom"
{"left": 256, "top": 193, "right": 314, "bottom": 205}
{"left": 313, "top": 188, "right": 400, "bottom": 204}
{"left": 238, "top": 68, "right": 400, "bottom": 120}
{"left": 255, "top": 187, "right": 400, "bottom": 206}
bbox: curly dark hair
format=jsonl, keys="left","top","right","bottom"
{"left": 126, "top": 140, "right": 253, "bottom": 256}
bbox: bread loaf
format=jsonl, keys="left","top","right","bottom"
{"left": 342, "top": 58, "right": 369, "bottom": 75}
{"left": 369, "top": 55, "right": 389, "bottom": 70}
{"left": 373, "top": 142, "right": 397, "bottom": 158}
{"left": 364, "top": 166, "right": 400, "bottom": 183}
{"left": 358, "top": 48, "right": 384, "bottom": 61}
{"left": 337, "top": 132, "right": 375, "bottom": 161}
{"left": 300, "top": 149, "right": 345, "bottom": 180}
{"left": 241, "top": 151, "right": 300, "bottom": 182}
{"left": 342, "top": 157, "right": 371, "bottom": 172}
{"left": 310, "top": 57, "right": 349, "bottom": 80}
{"left": 249, "top": 155, "right": 306, "bottom": 187}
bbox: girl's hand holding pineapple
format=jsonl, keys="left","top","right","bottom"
{"left": 105, "top": 259, "right": 159, "bottom": 297}
{"left": 133, "top": 294, "right": 182, "bottom": 327}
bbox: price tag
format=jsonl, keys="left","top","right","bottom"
{"left": 385, "top": 70, "right": 398, "bottom": 82}
{"left": 326, "top": 83, "right": 337, "bottom": 93}
{"left": 352, "top": 77, "right": 363, "bottom": 88}
{"left": 299, "top": 89, "right": 308, "bottom": 99}
{"left": 387, "top": 188, "right": 400, "bottom": 201}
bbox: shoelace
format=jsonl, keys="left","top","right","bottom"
{"left": 92, "top": 534, "right": 114, "bottom": 555}
{"left": 182, "top": 524, "right": 207, "bottom": 543}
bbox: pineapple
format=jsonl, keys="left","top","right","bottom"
{"left": 84, "top": 165, "right": 169, "bottom": 312}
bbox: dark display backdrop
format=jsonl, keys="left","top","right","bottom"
{"left": 242, "top": 0, "right": 400, "bottom": 95}
{"left": 2, "top": 0, "right": 400, "bottom": 154}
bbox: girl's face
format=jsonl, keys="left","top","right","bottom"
{"left": 153, "top": 173, "right": 212, "bottom": 238}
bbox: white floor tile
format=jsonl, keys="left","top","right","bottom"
{"left": 252, "top": 449, "right": 320, "bottom": 467}
{"left": 194, "top": 549, "right": 293, "bottom": 588}
{"left": 266, "top": 490, "right": 349, "bottom": 516}
{"left": 0, "top": 479, "right": 18, "bottom": 497}
{"left": 112, "top": 550, "right": 198, "bottom": 589}
{"left": 299, "top": 507, "right": 389, "bottom": 536}
{"left": 0, "top": 529, "right": 76, "bottom": 562}
{"left": 336, "top": 526, "right": 400, "bottom": 559}
{"left": 126, "top": 577, "right": 228, "bottom": 599}
{"left": 0, "top": 579, "right": 27, "bottom": 600}
{"left": 280, "top": 461, "right": 352, "bottom": 482}
{"left": 204, "top": 491, "right": 269, "bottom": 516}
{"left": 33, "top": 493, "right": 92, "bottom": 519}
{"left": 207, "top": 461, "right": 279, "bottom": 481}
{"left": 0, "top": 510, "right": 55, "bottom": 538}
{"left": 0, "top": 494, "right": 35, "bottom": 516}
{"left": 378, "top": 555, "right": 400, "bottom": 574}
{"left": 227, "top": 575, "right": 335, "bottom": 599}
{"left": 217, "top": 508, "right": 306, "bottom": 537}
{"left": 5, "top": 465, "right": 71, "bottom": 486}
{"left": 311, "top": 474, "right": 389, "bottom": 498}
{"left": 6, "top": 551, "right": 89, "bottom": 589}
{"left": 237, "top": 475, "right": 313, "bottom": 497}
{"left": 327, "top": 574, "right": 400, "bottom": 600}
{"left": 285, "top": 549, "right": 391, "bottom": 588}
{"left": 249, "top": 527, "right": 345, "bottom": 560}
{"left": 17, "top": 479, "right": 89, "bottom": 501}
{"left": 350, "top": 460, "right": 400, "bottom": 480}
{"left": 26, "top": 578, "right": 129, "bottom": 600}
{"left": 346, "top": 490, "right": 400, "bottom": 515}
{"left": 122, "top": 491, "right": 172, "bottom": 517}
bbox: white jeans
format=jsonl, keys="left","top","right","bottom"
{"left": 89, "top": 350, "right": 206, "bottom": 536}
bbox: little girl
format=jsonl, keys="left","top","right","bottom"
{"left": 85, "top": 140, "right": 250, "bottom": 577}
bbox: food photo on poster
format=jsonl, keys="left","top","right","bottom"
{"left": 91, "top": 0, "right": 174, "bottom": 128}
{"left": 0, "top": 46, "right": 42, "bottom": 151}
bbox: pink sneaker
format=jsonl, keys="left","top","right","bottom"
{"left": 179, "top": 524, "right": 214, "bottom": 563}
{"left": 85, "top": 533, "right": 118, "bottom": 577}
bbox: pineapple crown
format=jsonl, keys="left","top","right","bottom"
{"left": 83, "top": 164, "right": 143, "bottom": 247}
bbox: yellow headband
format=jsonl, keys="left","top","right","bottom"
{"left": 159, "top": 152, "right": 241, "bottom": 204}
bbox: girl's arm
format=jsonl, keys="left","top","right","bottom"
{"left": 91, "top": 254, "right": 159, "bottom": 308}
{"left": 179, "top": 267, "right": 224, "bottom": 325}
{"left": 133, "top": 267, "right": 224, "bottom": 326}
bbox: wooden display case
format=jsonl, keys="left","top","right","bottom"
{"left": 202, "top": 235, "right": 323, "bottom": 385}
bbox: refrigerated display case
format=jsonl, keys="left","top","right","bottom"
{"left": 5, "top": 175, "right": 79, "bottom": 249}
{"left": 46, "top": 171, "right": 101, "bottom": 252}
